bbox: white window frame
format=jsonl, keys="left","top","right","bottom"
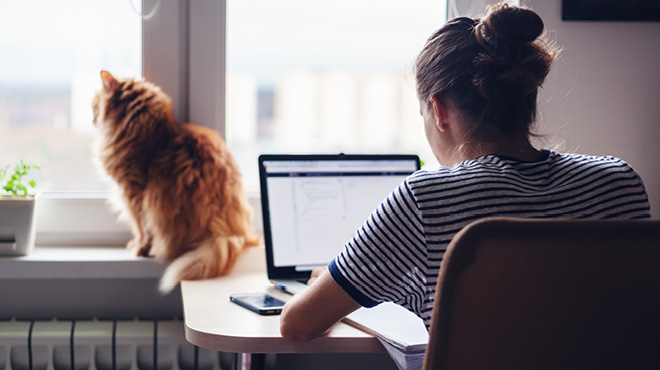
{"left": 35, "top": 0, "right": 235, "bottom": 246}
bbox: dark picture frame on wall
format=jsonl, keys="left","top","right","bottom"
{"left": 562, "top": 0, "right": 660, "bottom": 22}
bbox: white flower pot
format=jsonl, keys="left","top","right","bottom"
{"left": 0, "top": 194, "right": 38, "bottom": 256}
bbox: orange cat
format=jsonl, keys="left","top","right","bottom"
{"left": 92, "top": 70, "right": 261, "bottom": 293}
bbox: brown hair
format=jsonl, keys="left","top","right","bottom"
{"left": 415, "top": 3, "right": 558, "bottom": 142}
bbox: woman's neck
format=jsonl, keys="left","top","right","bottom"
{"left": 463, "top": 138, "right": 540, "bottom": 162}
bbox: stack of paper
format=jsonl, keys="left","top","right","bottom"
{"left": 344, "top": 302, "right": 428, "bottom": 370}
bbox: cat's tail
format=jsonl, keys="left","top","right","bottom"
{"left": 159, "top": 235, "right": 250, "bottom": 294}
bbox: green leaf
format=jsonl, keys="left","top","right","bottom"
{"left": 1, "top": 161, "right": 40, "bottom": 196}
{"left": 16, "top": 184, "right": 26, "bottom": 197}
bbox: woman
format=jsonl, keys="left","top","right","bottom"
{"left": 280, "top": 3, "right": 651, "bottom": 341}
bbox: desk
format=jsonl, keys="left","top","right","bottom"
{"left": 181, "top": 245, "right": 386, "bottom": 356}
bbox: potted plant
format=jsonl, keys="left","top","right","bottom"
{"left": 0, "top": 161, "right": 40, "bottom": 256}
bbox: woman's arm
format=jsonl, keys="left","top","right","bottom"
{"left": 279, "top": 269, "right": 361, "bottom": 341}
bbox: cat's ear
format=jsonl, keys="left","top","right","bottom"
{"left": 100, "top": 70, "right": 118, "bottom": 91}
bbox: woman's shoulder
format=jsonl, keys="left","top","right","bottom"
{"left": 546, "top": 150, "right": 621, "bottom": 161}
{"left": 406, "top": 166, "right": 461, "bottom": 183}
{"left": 545, "top": 150, "right": 639, "bottom": 172}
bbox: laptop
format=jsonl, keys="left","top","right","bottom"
{"left": 258, "top": 153, "right": 420, "bottom": 294}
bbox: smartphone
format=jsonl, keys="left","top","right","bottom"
{"left": 230, "top": 293, "right": 286, "bottom": 315}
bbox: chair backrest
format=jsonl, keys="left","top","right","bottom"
{"left": 423, "top": 217, "right": 660, "bottom": 370}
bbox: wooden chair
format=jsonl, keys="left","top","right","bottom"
{"left": 423, "top": 217, "right": 660, "bottom": 370}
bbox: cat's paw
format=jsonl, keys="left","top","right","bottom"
{"left": 126, "top": 238, "right": 140, "bottom": 254}
{"left": 127, "top": 238, "right": 152, "bottom": 257}
{"left": 137, "top": 244, "right": 152, "bottom": 257}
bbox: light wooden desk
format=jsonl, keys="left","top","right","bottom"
{"left": 181, "top": 245, "right": 386, "bottom": 355}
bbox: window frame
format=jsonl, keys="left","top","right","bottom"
{"left": 35, "top": 0, "right": 232, "bottom": 246}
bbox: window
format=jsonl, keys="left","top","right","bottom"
{"left": 226, "top": 0, "right": 447, "bottom": 191}
{"left": 5, "top": 1, "right": 447, "bottom": 244}
{"left": 0, "top": 0, "right": 142, "bottom": 193}
{"left": 0, "top": 0, "right": 188, "bottom": 245}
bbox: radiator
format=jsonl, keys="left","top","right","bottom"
{"left": 0, "top": 319, "right": 235, "bottom": 370}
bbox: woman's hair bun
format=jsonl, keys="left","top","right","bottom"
{"left": 472, "top": 3, "right": 552, "bottom": 101}
{"left": 475, "top": 4, "right": 545, "bottom": 51}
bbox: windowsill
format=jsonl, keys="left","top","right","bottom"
{"left": 4, "top": 192, "right": 263, "bottom": 281}
{"left": 0, "top": 246, "right": 167, "bottom": 280}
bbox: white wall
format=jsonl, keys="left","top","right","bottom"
{"left": 527, "top": 0, "right": 660, "bottom": 218}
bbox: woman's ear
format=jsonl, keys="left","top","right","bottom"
{"left": 429, "top": 96, "right": 449, "bottom": 132}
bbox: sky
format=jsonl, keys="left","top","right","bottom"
{"left": 0, "top": 0, "right": 446, "bottom": 88}
{"left": 0, "top": 0, "right": 141, "bottom": 87}
{"left": 229, "top": 0, "right": 445, "bottom": 87}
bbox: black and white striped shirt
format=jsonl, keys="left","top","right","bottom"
{"left": 329, "top": 150, "right": 651, "bottom": 328}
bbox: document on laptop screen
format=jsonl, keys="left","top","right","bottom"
{"left": 263, "top": 159, "right": 415, "bottom": 269}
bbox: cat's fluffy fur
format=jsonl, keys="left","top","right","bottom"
{"left": 92, "top": 71, "right": 261, "bottom": 293}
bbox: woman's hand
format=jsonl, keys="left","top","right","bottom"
{"left": 280, "top": 269, "right": 361, "bottom": 342}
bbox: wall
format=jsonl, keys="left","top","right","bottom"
{"left": 527, "top": 0, "right": 660, "bottom": 217}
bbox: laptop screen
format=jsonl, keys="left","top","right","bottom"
{"left": 259, "top": 154, "right": 420, "bottom": 279}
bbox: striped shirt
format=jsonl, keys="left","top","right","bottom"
{"left": 329, "top": 150, "right": 651, "bottom": 329}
